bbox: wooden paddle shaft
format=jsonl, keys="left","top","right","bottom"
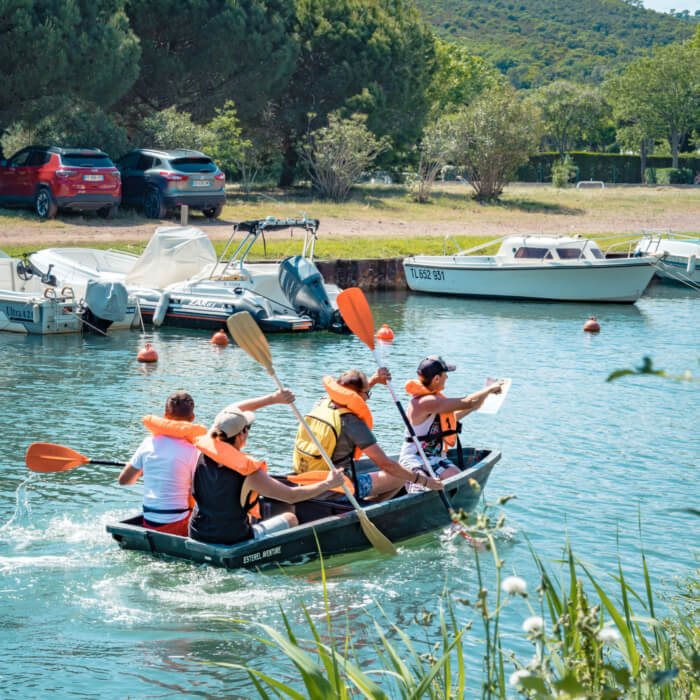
{"left": 269, "top": 373, "right": 367, "bottom": 512}
{"left": 371, "top": 349, "right": 456, "bottom": 512}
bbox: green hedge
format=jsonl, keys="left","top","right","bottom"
{"left": 517, "top": 152, "right": 700, "bottom": 184}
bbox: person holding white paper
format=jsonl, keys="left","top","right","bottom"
{"left": 399, "top": 355, "right": 504, "bottom": 490}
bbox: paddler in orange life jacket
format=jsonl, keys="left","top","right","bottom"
{"left": 399, "top": 355, "right": 504, "bottom": 491}
{"left": 118, "top": 392, "right": 206, "bottom": 537}
{"left": 188, "top": 391, "right": 344, "bottom": 546}
{"left": 293, "top": 369, "right": 444, "bottom": 500}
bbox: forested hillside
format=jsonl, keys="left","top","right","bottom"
{"left": 415, "top": 0, "right": 693, "bottom": 88}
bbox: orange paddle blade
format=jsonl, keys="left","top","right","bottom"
{"left": 286, "top": 471, "right": 354, "bottom": 495}
{"left": 336, "top": 288, "right": 376, "bottom": 350}
{"left": 25, "top": 443, "right": 90, "bottom": 473}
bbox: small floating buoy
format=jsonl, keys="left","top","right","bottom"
{"left": 211, "top": 329, "right": 229, "bottom": 346}
{"left": 376, "top": 324, "right": 394, "bottom": 342}
{"left": 583, "top": 317, "right": 600, "bottom": 333}
{"left": 137, "top": 343, "right": 158, "bottom": 362}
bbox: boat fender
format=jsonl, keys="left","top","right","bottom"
{"left": 687, "top": 254, "right": 696, "bottom": 275}
{"left": 152, "top": 292, "right": 170, "bottom": 327}
{"left": 583, "top": 317, "right": 600, "bottom": 333}
{"left": 32, "top": 303, "right": 40, "bottom": 325}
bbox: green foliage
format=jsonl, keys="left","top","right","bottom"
{"left": 607, "top": 356, "right": 698, "bottom": 382}
{"left": 655, "top": 168, "right": 694, "bottom": 185}
{"left": 204, "top": 101, "right": 250, "bottom": 180}
{"left": 605, "top": 40, "right": 700, "bottom": 168}
{"left": 451, "top": 87, "right": 542, "bottom": 200}
{"left": 118, "top": 0, "right": 298, "bottom": 127}
{"left": 411, "top": 116, "right": 456, "bottom": 203}
{"left": 414, "top": 0, "right": 693, "bottom": 89}
{"left": 137, "top": 107, "right": 212, "bottom": 152}
{"left": 529, "top": 81, "right": 609, "bottom": 159}
{"left": 551, "top": 156, "right": 577, "bottom": 188}
{"left": 517, "top": 152, "right": 700, "bottom": 183}
{"left": 300, "top": 113, "right": 390, "bottom": 202}
{"left": 0, "top": 0, "right": 139, "bottom": 141}
{"left": 273, "top": 0, "right": 437, "bottom": 185}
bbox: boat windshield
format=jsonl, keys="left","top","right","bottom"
{"left": 514, "top": 246, "right": 549, "bottom": 259}
{"left": 556, "top": 248, "right": 583, "bottom": 259}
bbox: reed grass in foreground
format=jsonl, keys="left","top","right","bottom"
{"left": 218, "top": 499, "right": 699, "bottom": 699}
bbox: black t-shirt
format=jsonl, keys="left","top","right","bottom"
{"left": 188, "top": 453, "right": 253, "bottom": 545}
{"left": 331, "top": 410, "right": 377, "bottom": 472}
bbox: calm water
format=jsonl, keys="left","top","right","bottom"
{"left": 0, "top": 284, "right": 697, "bottom": 698}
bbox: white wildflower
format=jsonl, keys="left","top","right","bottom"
{"left": 597, "top": 627, "right": 621, "bottom": 643}
{"left": 501, "top": 576, "right": 527, "bottom": 595}
{"left": 522, "top": 616, "right": 545, "bottom": 634}
{"left": 509, "top": 669, "right": 531, "bottom": 686}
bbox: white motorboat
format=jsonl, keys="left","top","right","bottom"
{"left": 633, "top": 232, "right": 700, "bottom": 288}
{"left": 0, "top": 250, "right": 135, "bottom": 334}
{"left": 403, "top": 235, "right": 657, "bottom": 303}
{"left": 30, "top": 220, "right": 346, "bottom": 333}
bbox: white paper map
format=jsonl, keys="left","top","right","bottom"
{"left": 477, "top": 377, "right": 512, "bottom": 414}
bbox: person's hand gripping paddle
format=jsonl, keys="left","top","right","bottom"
{"left": 226, "top": 311, "right": 396, "bottom": 556}
{"left": 336, "top": 287, "right": 474, "bottom": 537}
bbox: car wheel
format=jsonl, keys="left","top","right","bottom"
{"left": 203, "top": 203, "right": 224, "bottom": 219}
{"left": 35, "top": 187, "right": 58, "bottom": 219}
{"left": 144, "top": 188, "right": 166, "bottom": 219}
{"left": 97, "top": 204, "right": 118, "bottom": 219}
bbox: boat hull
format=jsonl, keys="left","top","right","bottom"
{"left": 106, "top": 447, "right": 499, "bottom": 570}
{"left": 403, "top": 257, "right": 656, "bottom": 302}
{"left": 0, "top": 292, "right": 83, "bottom": 334}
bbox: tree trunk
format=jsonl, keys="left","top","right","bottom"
{"left": 671, "top": 127, "right": 679, "bottom": 169}
{"left": 278, "top": 137, "right": 298, "bottom": 187}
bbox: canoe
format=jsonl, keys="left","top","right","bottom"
{"left": 106, "top": 445, "right": 500, "bottom": 570}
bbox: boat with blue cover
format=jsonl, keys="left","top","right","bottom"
{"left": 106, "top": 445, "right": 500, "bottom": 570}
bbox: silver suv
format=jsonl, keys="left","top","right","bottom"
{"left": 116, "top": 148, "right": 226, "bottom": 219}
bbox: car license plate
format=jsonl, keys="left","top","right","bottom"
{"left": 83, "top": 174, "right": 104, "bottom": 181}
{"left": 191, "top": 180, "right": 210, "bottom": 187}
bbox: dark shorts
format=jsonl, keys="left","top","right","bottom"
{"left": 356, "top": 473, "right": 373, "bottom": 499}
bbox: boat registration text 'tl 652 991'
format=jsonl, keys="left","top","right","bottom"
{"left": 409, "top": 268, "right": 445, "bottom": 281}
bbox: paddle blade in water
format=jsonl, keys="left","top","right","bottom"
{"left": 25, "top": 443, "right": 90, "bottom": 473}
{"left": 336, "top": 288, "right": 376, "bottom": 351}
{"left": 357, "top": 510, "right": 397, "bottom": 555}
{"left": 226, "top": 312, "right": 274, "bottom": 374}
{"left": 285, "top": 471, "right": 354, "bottom": 495}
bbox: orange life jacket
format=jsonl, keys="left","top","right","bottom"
{"left": 142, "top": 415, "right": 208, "bottom": 443}
{"left": 323, "top": 375, "right": 373, "bottom": 460}
{"left": 193, "top": 434, "right": 267, "bottom": 519}
{"left": 404, "top": 379, "right": 458, "bottom": 450}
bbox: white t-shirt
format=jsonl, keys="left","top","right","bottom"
{"left": 129, "top": 435, "right": 199, "bottom": 524}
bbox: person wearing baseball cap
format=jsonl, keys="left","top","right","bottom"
{"left": 399, "top": 355, "right": 504, "bottom": 492}
{"left": 188, "top": 390, "right": 344, "bottom": 545}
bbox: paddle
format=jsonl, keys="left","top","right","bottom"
{"left": 26, "top": 442, "right": 125, "bottom": 473}
{"left": 336, "top": 287, "right": 462, "bottom": 521}
{"left": 226, "top": 311, "right": 396, "bottom": 556}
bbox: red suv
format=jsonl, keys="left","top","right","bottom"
{"left": 0, "top": 146, "right": 121, "bottom": 219}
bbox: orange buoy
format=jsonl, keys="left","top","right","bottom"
{"left": 211, "top": 329, "right": 229, "bottom": 346}
{"left": 376, "top": 324, "right": 394, "bottom": 342}
{"left": 583, "top": 317, "right": 600, "bottom": 333}
{"left": 137, "top": 343, "right": 158, "bottom": 362}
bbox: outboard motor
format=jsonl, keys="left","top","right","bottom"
{"left": 79, "top": 280, "right": 129, "bottom": 334}
{"left": 278, "top": 256, "right": 347, "bottom": 332}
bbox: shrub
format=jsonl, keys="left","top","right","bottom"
{"left": 655, "top": 167, "right": 693, "bottom": 184}
{"left": 137, "top": 107, "right": 211, "bottom": 152}
{"left": 551, "top": 156, "right": 577, "bottom": 187}
{"left": 412, "top": 115, "right": 455, "bottom": 203}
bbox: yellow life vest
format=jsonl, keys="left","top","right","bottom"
{"left": 293, "top": 376, "right": 373, "bottom": 474}
{"left": 404, "top": 379, "right": 458, "bottom": 450}
{"left": 193, "top": 434, "right": 267, "bottom": 519}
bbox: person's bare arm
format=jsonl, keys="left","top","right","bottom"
{"left": 410, "top": 383, "right": 504, "bottom": 423}
{"left": 242, "top": 468, "right": 344, "bottom": 505}
{"left": 363, "top": 444, "right": 443, "bottom": 490}
{"left": 236, "top": 388, "right": 295, "bottom": 412}
{"left": 118, "top": 464, "right": 142, "bottom": 485}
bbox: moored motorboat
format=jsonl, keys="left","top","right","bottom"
{"left": 0, "top": 250, "right": 135, "bottom": 334}
{"left": 403, "top": 235, "right": 657, "bottom": 303}
{"left": 633, "top": 232, "right": 700, "bottom": 288}
{"left": 106, "top": 445, "right": 499, "bottom": 570}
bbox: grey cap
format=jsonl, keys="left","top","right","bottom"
{"left": 211, "top": 404, "right": 255, "bottom": 438}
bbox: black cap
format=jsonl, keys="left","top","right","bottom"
{"left": 417, "top": 355, "right": 456, "bottom": 382}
